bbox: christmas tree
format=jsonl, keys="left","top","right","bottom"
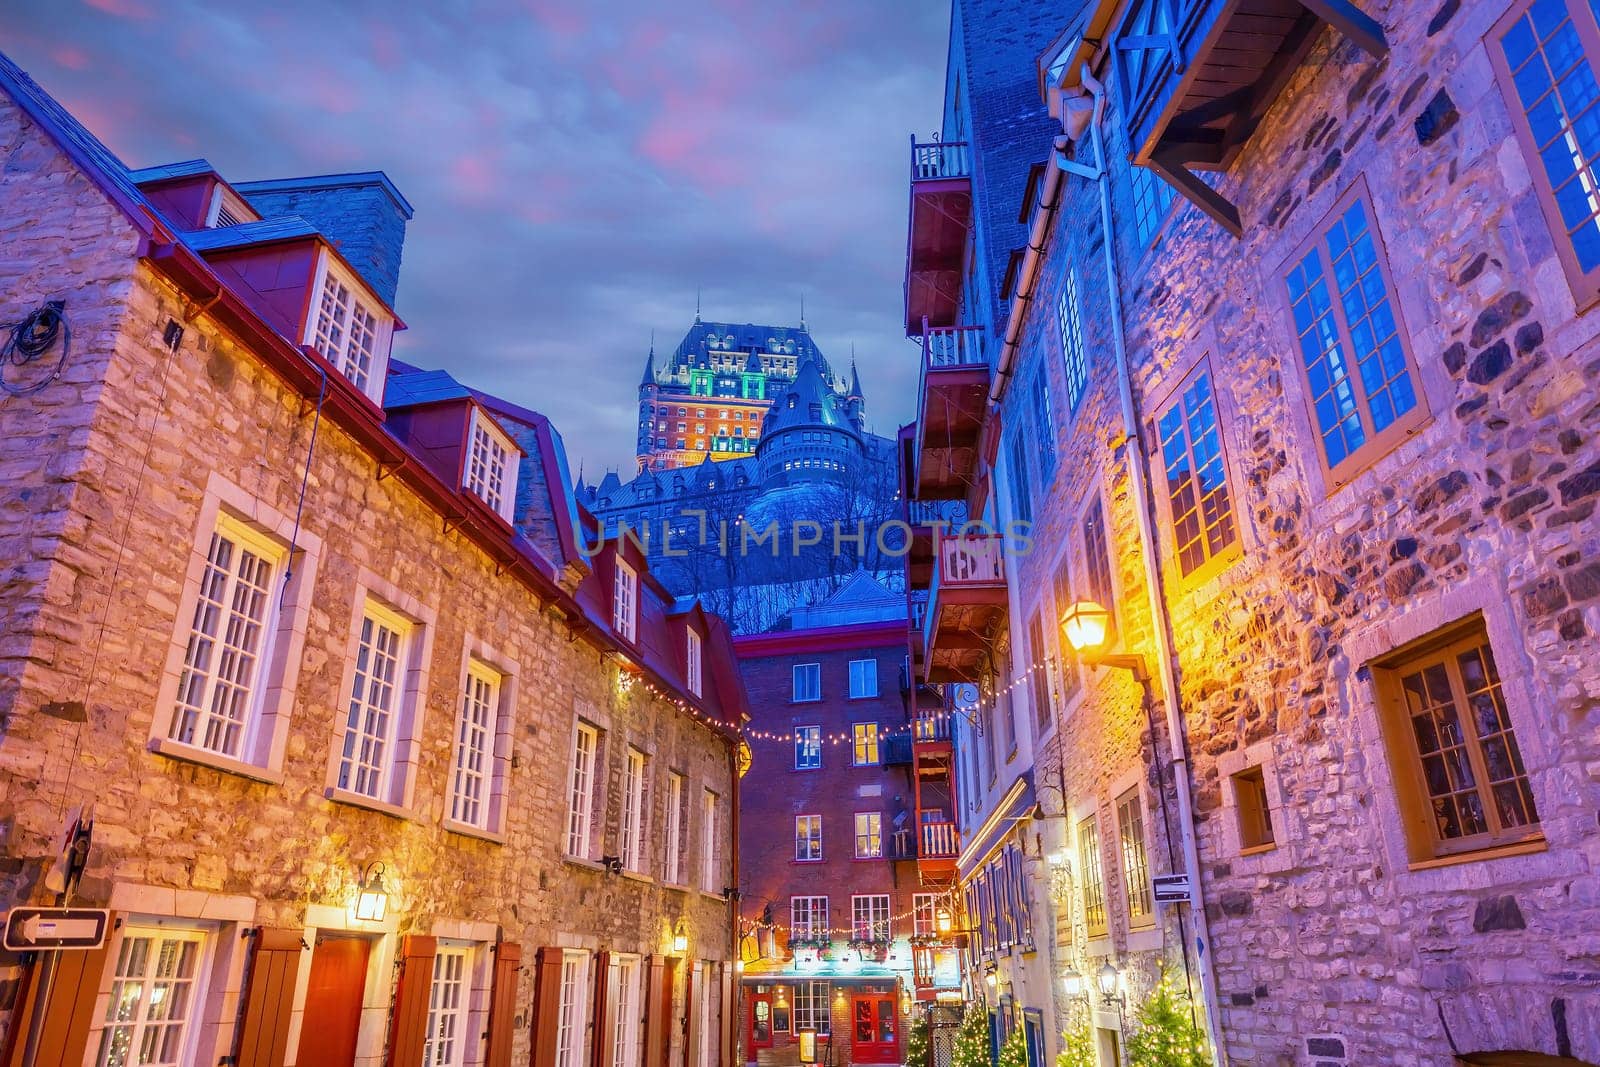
{"left": 1056, "top": 1012, "right": 1095, "bottom": 1067}
{"left": 997, "top": 1022, "right": 1028, "bottom": 1067}
{"left": 1124, "top": 971, "right": 1212, "bottom": 1067}
{"left": 950, "top": 1003, "right": 991, "bottom": 1067}
{"left": 906, "top": 1013, "right": 931, "bottom": 1067}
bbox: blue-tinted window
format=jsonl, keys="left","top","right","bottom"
{"left": 1156, "top": 366, "right": 1238, "bottom": 576}
{"left": 794, "top": 724, "right": 821, "bottom": 769}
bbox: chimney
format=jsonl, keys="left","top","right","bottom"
{"left": 235, "top": 172, "right": 413, "bottom": 306}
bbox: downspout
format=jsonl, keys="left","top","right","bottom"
{"left": 1072, "top": 62, "right": 1229, "bottom": 1064}
{"left": 990, "top": 138, "right": 1069, "bottom": 407}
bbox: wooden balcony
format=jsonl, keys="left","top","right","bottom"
{"left": 907, "top": 497, "right": 970, "bottom": 588}
{"left": 1117, "top": 0, "right": 1386, "bottom": 234}
{"left": 923, "top": 532, "right": 1007, "bottom": 684}
{"left": 917, "top": 819, "right": 960, "bottom": 884}
{"left": 905, "top": 139, "right": 972, "bottom": 334}
{"left": 913, "top": 324, "right": 989, "bottom": 501}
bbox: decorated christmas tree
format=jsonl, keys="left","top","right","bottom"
{"left": 950, "top": 1003, "right": 992, "bottom": 1067}
{"left": 1124, "top": 972, "right": 1212, "bottom": 1067}
{"left": 997, "top": 1022, "right": 1029, "bottom": 1067}
{"left": 1056, "top": 1013, "right": 1096, "bottom": 1067}
{"left": 906, "top": 1013, "right": 931, "bottom": 1067}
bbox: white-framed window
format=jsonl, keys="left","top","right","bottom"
{"left": 423, "top": 942, "right": 472, "bottom": 1067}
{"left": 851, "top": 723, "right": 880, "bottom": 767}
{"left": 337, "top": 599, "right": 414, "bottom": 801}
{"left": 610, "top": 955, "right": 643, "bottom": 1067}
{"left": 94, "top": 926, "right": 208, "bottom": 1067}
{"left": 308, "top": 255, "right": 389, "bottom": 397}
{"left": 794, "top": 725, "right": 822, "bottom": 770}
{"left": 790, "top": 896, "right": 829, "bottom": 939}
{"left": 613, "top": 559, "right": 638, "bottom": 642}
{"left": 449, "top": 660, "right": 502, "bottom": 831}
{"left": 568, "top": 722, "right": 599, "bottom": 858}
{"left": 792, "top": 663, "right": 821, "bottom": 703}
{"left": 701, "top": 790, "right": 720, "bottom": 891}
{"left": 686, "top": 628, "right": 703, "bottom": 697}
{"left": 912, "top": 893, "right": 938, "bottom": 937}
{"left": 792, "top": 980, "right": 831, "bottom": 1035}
{"left": 851, "top": 895, "right": 891, "bottom": 941}
{"left": 168, "top": 514, "right": 284, "bottom": 762}
{"left": 848, "top": 658, "right": 878, "bottom": 698}
{"left": 664, "top": 771, "right": 685, "bottom": 884}
{"left": 555, "top": 951, "right": 589, "bottom": 1067}
{"left": 464, "top": 410, "right": 517, "bottom": 522}
{"left": 1058, "top": 267, "right": 1087, "bottom": 409}
{"left": 795, "top": 815, "right": 822, "bottom": 861}
{"left": 854, "top": 812, "right": 882, "bottom": 858}
{"left": 621, "top": 747, "right": 647, "bottom": 872}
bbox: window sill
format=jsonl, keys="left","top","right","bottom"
{"left": 699, "top": 889, "right": 730, "bottom": 903}
{"left": 148, "top": 738, "right": 284, "bottom": 785}
{"left": 562, "top": 854, "right": 607, "bottom": 873}
{"left": 1405, "top": 835, "right": 1547, "bottom": 873}
{"left": 325, "top": 787, "right": 413, "bottom": 820}
{"left": 660, "top": 881, "right": 691, "bottom": 893}
{"left": 621, "top": 870, "right": 655, "bottom": 886}
{"left": 1238, "top": 842, "right": 1277, "bottom": 858}
{"left": 442, "top": 818, "right": 505, "bottom": 844}
{"left": 792, "top": 859, "right": 824, "bottom": 865}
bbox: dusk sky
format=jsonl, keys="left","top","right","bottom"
{"left": 1, "top": 0, "right": 949, "bottom": 477}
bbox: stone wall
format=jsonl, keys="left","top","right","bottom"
{"left": 0, "top": 95, "right": 736, "bottom": 1064}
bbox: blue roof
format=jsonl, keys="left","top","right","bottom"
{"left": 181, "top": 216, "right": 320, "bottom": 252}
{"left": 127, "top": 158, "right": 217, "bottom": 184}
{"left": 383, "top": 369, "right": 472, "bottom": 409}
{"left": 235, "top": 171, "right": 415, "bottom": 220}
{"left": 669, "top": 320, "right": 828, "bottom": 374}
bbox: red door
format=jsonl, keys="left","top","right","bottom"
{"left": 849, "top": 994, "right": 899, "bottom": 1064}
{"left": 748, "top": 992, "right": 773, "bottom": 1056}
{"left": 297, "top": 935, "right": 371, "bottom": 1067}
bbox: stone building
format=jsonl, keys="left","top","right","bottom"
{"left": 0, "top": 52, "right": 748, "bottom": 1067}
{"left": 732, "top": 575, "right": 962, "bottom": 1066}
{"left": 904, "top": 0, "right": 1600, "bottom": 1064}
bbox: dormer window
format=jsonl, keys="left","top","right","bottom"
{"left": 686, "top": 627, "right": 703, "bottom": 697}
{"left": 464, "top": 410, "right": 517, "bottom": 521}
{"left": 307, "top": 254, "right": 391, "bottom": 399}
{"left": 613, "top": 559, "right": 638, "bottom": 642}
{"left": 205, "top": 184, "right": 256, "bottom": 229}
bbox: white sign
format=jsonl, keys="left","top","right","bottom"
{"left": 1152, "top": 873, "right": 1192, "bottom": 905}
{"left": 3, "top": 907, "right": 110, "bottom": 951}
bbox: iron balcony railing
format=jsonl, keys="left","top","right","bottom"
{"left": 921, "top": 820, "right": 959, "bottom": 858}
{"left": 908, "top": 497, "right": 971, "bottom": 529}
{"left": 910, "top": 138, "right": 971, "bottom": 182}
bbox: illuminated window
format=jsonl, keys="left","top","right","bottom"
{"left": 795, "top": 814, "right": 822, "bottom": 861}
{"left": 1154, "top": 363, "right": 1239, "bottom": 577}
{"left": 449, "top": 660, "right": 503, "bottom": 831}
{"left": 791, "top": 896, "right": 829, "bottom": 940}
{"left": 852, "top": 723, "right": 880, "bottom": 766}
{"left": 1116, "top": 788, "right": 1153, "bottom": 928}
{"left": 1057, "top": 268, "right": 1087, "bottom": 408}
{"left": 794, "top": 725, "right": 822, "bottom": 770}
{"left": 1079, "top": 814, "right": 1107, "bottom": 939}
{"left": 95, "top": 927, "right": 206, "bottom": 1066}
{"left": 338, "top": 599, "right": 414, "bottom": 802}
{"left": 1232, "top": 766, "right": 1275, "bottom": 854}
{"left": 851, "top": 895, "right": 891, "bottom": 940}
{"left": 854, "top": 812, "right": 882, "bottom": 858}
{"left": 423, "top": 944, "right": 472, "bottom": 1067}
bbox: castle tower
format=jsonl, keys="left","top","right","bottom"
{"left": 636, "top": 343, "right": 659, "bottom": 472}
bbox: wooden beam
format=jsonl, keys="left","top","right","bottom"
{"left": 1149, "top": 149, "right": 1242, "bottom": 236}
{"left": 1300, "top": 0, "right": 1387, "bottom": 58}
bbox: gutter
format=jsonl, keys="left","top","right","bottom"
{"left": 1066, "top": 61, "right": 1230, "bottom": 1064}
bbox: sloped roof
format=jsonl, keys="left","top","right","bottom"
{"left": 127, "top": 158, "right": 217, "bottom": 184}
{"left": 791, "top": 571, "right": 906, "bottom": 629}
{"left": 181, "top": 216, "right": 320, "bottom": 252}
{"left": 762, "top": 351, "right": 858, "bottom": 436}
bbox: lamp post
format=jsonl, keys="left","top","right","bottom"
{"left": 353, "top": 861, "right": 389, "bottom": 923}
{"left": 1058, "top": 601, "right": 1147, "bottom": 681}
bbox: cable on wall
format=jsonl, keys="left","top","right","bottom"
{"left": 1, "top": 299, "right": 70, "bottom": 398}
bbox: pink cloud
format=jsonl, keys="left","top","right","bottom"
{"left": 50, "top": 46, "right": 90, "bottom": 70}
{"left": 82, "top": 0, "right": 153, "bottom": 18}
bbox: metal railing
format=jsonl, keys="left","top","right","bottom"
{"left": 908, "top": 497, "right": 970, "bottom": 529}
{"left": 922, "top": 323, "right": 987, "bottom": 369}
{"left": 909, "top": 587, "right": 930, "bottom": 632}
{"left": 910, "top": 138, "right": 972, "bottom": 182}
{"left": 921, "top": 821, "right": 959, "bottom": 858}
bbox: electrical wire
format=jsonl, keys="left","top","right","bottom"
{"left": 1, "top": 300, "right": 70, "bottom": 397}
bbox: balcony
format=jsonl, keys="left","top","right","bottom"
{"left": 905, "top": 139, "right": 972, "bottom": 334}
{"left": 1116, "top": 0, "right": 1386, "bottom": 235}
{"left": 922, "top": 532, "right": 1007, "bottom": 684}
{"left": 918, "top": 819, "right": 960, "bottom": 884}
{"left": 883, "top": 733, "right": 915, "bottom": 767}
{"left": 907, "top": 497, "right": 970, "bottom": 590}
{"left": 913, "top": 324, "right": 989, "bottom": 502}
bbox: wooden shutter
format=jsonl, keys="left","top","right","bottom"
{"left": 642, "top": 956, "right": 667, "bottom": 1067}
{"left": 485, "top": 942, "right": 521, "bottom": 1067}
{"left": 529, "top": 946, "right": 565, "bottom": 1067}
{"left": 235, "top": 927, "right": 306, "bottom": 1067}
{"left": 718, "top": 962, "right": 734, "bottom": 1067}
{"left": 682, "top": 962, "right": 697, "bottom": 1067}
{"left": 589, "top": 950, "right": 612, "bottom": 1067}
{"left": 385, "top": 935, "right": 438, "bottom": 1067}
{"left": 2, "top": 913, "right": 117, "bottom": 1067}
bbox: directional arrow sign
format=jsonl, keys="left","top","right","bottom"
{"left": 1152, "top": 873, "right": 1192, "bottom": 905}
{"left": 3, "top": 908, "right": 109, "bottom": 951}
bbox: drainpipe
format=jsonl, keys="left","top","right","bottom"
{"left": 1070, "top": 61, "right": 1229, "bottom": 1064}
{"left": 990, "top": 137, "right": 1069, "bottom": 407}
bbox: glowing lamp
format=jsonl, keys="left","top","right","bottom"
{"left": 935, "top": 908, "right": 953, "bottom": 935}
{"left": 1059, "top": 601, "right": 1112, "bottom": 655}
{"left": 354, "top": 862, "right": 389, "bottom": 923}
{"left": 1097, "top": 962, "right": 1122, "bottom": 1005}
{"left": 984, "top": 970, "right": 997, "bottom": 989}
{"left": 672, "top": 918, "right": 689, "bottom": 955}
{"left": 1061, "top": 968, "right": 1085, "bottom": 998}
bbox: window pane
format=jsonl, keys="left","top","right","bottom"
{"left": 1157, "top": 369, "right": 1238, "bottom": 575}
{"left": 340, "top": 610, "right": 405, "bottom": 798}
{"left": 451, "top": 668, "right": 497, "bottom": 827}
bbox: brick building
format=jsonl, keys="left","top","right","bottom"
{"left": 0, "top": 53, "right": 748, "bottom": 1067}
{"left": 905, "top": 0, "right": 1600, "bottom": 1064}
{"left": 732, "top": 576, "right": 963, "bottom": 1066}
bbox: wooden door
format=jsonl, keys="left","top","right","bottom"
{"left": 747, "top": 992, "right": 773, "bottom": 1053}
{"left": 297, "top": 935, "right": 371, "bottom": 1067}
{"left": 850, "top": 994, "right": 900, "bottom": 1064}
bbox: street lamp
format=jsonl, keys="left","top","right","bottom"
{"left": 935, "top": 907, "right": 953, "bottom": 936}
{"left": 672, "top": 918, "right": 689, "bottom": 955}
{"left": 1060, "top": 968, "right": 1085, "bottom": 998}
{"left": 354, "top": 862, "right": 389, "bottom": 923}
{"left": 1096, "top": 962, "right": 1125, "bottom": 1008}
{"left": 1059, "top": 601, "right": 1147, "bottom": 680}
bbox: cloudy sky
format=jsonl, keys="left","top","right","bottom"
{"left": 1, "top": 0, "right": 949, "bottom": 476}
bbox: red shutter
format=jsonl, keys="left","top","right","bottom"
{"left": 529, "top": 946, "right": 564, "bottom": 1067}
{"left": 2, "top": 913, "right": 117, "bottom": 1067}
{"left": 385, "top": 935, "right": 438, "bottom": 1067}
{"left": 235, "top": 927, "right": 306, "bottom": 1067}
{"left": 682, "top": 962, "right": 697, "bottom": 1067}
{"left": 642, "top": 956, "right": 666, "bottom": 1067}
{"left": 485, "top": 942, "right": 522, "bottom": 1067}
{"left": 589, "top": 950, "right": 612, "bottom": 1067}
{"left": 719, "top": 963, "right": 734, "bottom": 1067}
